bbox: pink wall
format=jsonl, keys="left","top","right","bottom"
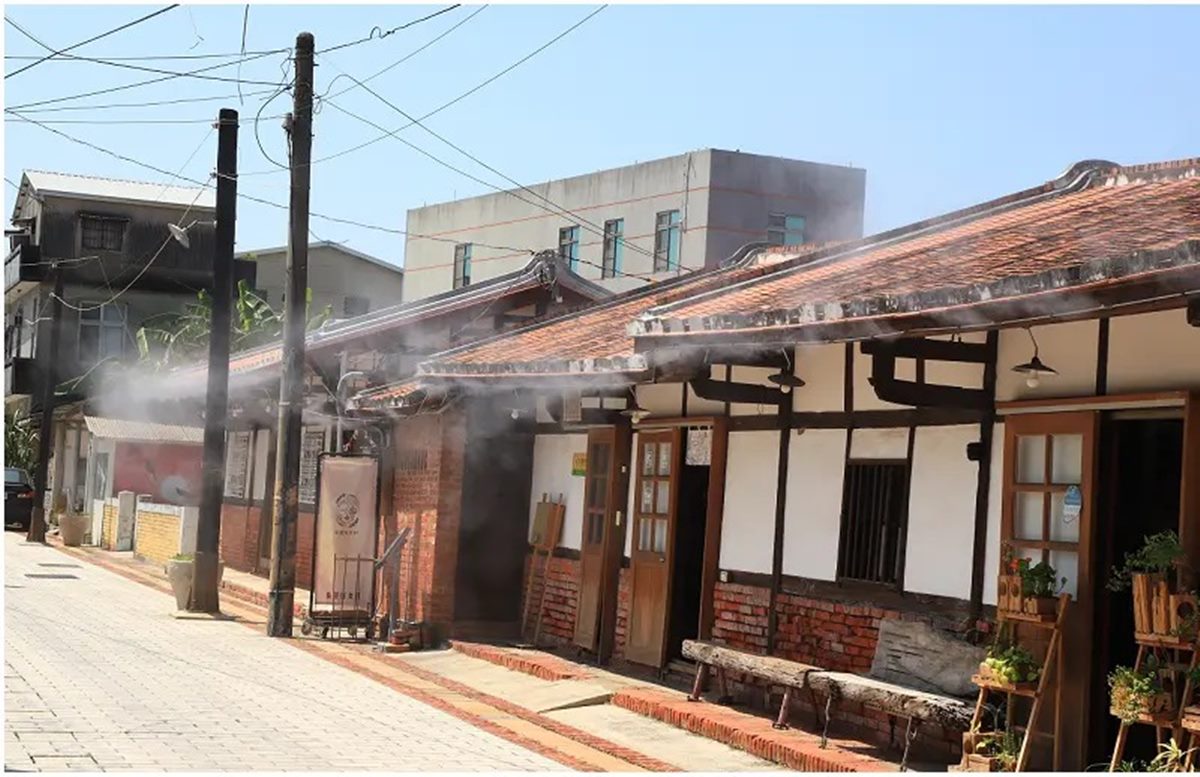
{"left": 113, "top": 442, "right": 202, "bottom": 505}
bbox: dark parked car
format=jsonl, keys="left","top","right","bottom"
{"left": 5, "top": 467, "right": 35, "bottom": 531}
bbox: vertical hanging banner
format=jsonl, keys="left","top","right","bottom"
{"left": 313, "top": 454, "right": 379, "bottom": 612}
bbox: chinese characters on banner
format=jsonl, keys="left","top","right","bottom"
{"left": 314, "top": 455, "right": 379, "bottom": 612}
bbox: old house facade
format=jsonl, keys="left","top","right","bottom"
{"left": 354, "top": 157, "right": 1200, "bottom": 768}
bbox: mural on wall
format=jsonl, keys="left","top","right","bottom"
{"left": 112, "top": 443, "right": 202, "bottom": 505}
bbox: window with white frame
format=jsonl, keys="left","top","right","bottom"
{"left": 453, "top": 243, "right": 472, "bottom": 289}
{"left": 767, "top": 213, "right": 806, "bottom": 247}
{"left": 558, "top": 226, "right": 580, "bottom": 271}
{"left": 601, "top": 219, "right": 624, "bottom": 279}
{"left": 80, "top": 215, "right": 127, "bottom": 252}
{"left": 78, "top": 303, "right": 126, "bottom": 365}
{"left": 224, "top": 431, "right": 252, "bottom": 499}
{"left": 654, "top": 210, "right": 681, "bottom": 271}
{"left": 298, "top": 426, "right": 325, "bottom": 504}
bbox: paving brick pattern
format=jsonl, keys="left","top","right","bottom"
{"left": 3, "top": 533, "right": 561, "bottom": 772}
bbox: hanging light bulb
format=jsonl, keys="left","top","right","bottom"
{"left": 767, "top": 349, "right": 805, "bottom": 394}
{"left": 1011, "top": 327, "right": 1057, "bottom": 388}
{"left": 510, "top": 408, "right": 521, "bottom": 420}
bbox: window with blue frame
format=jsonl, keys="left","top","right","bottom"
{"left": 601, "top": 219, "right": 624, "bottom": 279}
{"left": 654, "top": 210, "right": 681, "bottom": 271}
{"left": 559, "top": 225, "right": 580, "bottom": 271}
{"left": 453, "top": 243, "right": 472, "bottom": 289}
{"left": 767, "top": 213, "right": 806, "bottom": 247}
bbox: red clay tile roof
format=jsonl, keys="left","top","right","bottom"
{"left": 634, "top": 159, "right": 1200, "bottom": 340}
{"left": 353, "top": 242, "right": 809, "bottom": 406}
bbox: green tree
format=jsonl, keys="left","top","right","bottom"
{"left": 4, "top": 409, "right": 37, "bottom": 472}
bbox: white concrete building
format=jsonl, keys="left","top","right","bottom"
{"left": 402, "top": 149, "right": 866, "bottom": 301}
{"left": 237, "top": 241, "right": 404, "bottom": 319}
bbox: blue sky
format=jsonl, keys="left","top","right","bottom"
{"left": 4, "top": 4, "right": 1198, "bottom": 269}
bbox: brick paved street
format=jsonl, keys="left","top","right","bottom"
{"left": 3, "top": 532, "right": 563, "bottom": 772}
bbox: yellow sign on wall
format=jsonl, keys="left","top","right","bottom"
{"left": 571, "top": 452, "right": 587, "bottom": 477}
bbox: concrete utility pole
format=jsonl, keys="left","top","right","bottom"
{"left": 26, "top": 262, "right": 63, "bottom": 544}
{"left": 267, "top": 32, "right": 314, "bottom": 637}
{"left": 190, "top": 108, "right": 239, "bottom": 613}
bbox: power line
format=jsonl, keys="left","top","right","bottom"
{"left": 6, "top": 88, "right": 281, "bottom": 114}
{"left": 6, "top": 114, "right": 286, "bottom": 126}
{"left": 241, "top": 5, "right": 607, "bottom": 176}
{"left": 320, "top": 5, "right": 463, "bottom": 55}
{"left": 323, "top": 62, "right": 662, "bottom": 266}
{"left": 5, "top": 49, "right": 287, "bottom": 62}
{"left": 6, "top": 48, "right": 287, "bottom": 111}
{"left": 4, "top": 5, "right": 179, "bottom": 79}
{"left": 4, "top": 176, "right": 19, "bottom": 190}
{"left": 5, "top": 19, "right": 285, "bottom": 88}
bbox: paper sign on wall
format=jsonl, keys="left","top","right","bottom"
{"left": 571, "top": 452, "right": 587, "bottom": 477}
{"left": 313, "top": 455, "right": 379, "bottom": 612}
{"left": 1062, "top": 485, "right": 1082, "bottom": 523}
{"left": 686, "top": 428, "right": 712, "bottom": 466}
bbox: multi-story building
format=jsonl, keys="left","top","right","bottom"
{"left": 236, "top": 241, "right": 404, "bottom": 320}
{"left": 401, "top": 148, "right": 867, "bottom": 301}
{"left": 4, "top": 169, "right": 254, "bottom": 511}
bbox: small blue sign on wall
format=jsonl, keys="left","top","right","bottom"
{"left": 1063, "top": 485, "right": 1082, "bottom": 523}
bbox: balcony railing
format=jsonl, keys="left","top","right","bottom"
{"left": 4, "top": 240, "right": 43, "bottom": 295}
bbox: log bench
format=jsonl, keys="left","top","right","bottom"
{"left": 682, "top": 638, "right": 974, "bottom": 768}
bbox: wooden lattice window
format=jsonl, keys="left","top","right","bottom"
{"left": 836, "top": 460, "right": 910, "bottom": 585}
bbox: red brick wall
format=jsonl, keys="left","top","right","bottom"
{"left": 388, "top": 411, "right": 467, "bottom": 630}
{"left": 219, "top": 502, "right": 315, "bottom": 590}
{"left": 520, "top": 552, "right": 632, "bottom": 658}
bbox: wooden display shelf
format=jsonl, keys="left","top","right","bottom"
{"left": 1180, "top": 706, "right": 1200, "bottom": 733}
{"left": 1112, "top": 709, "right": 1179, "bottom": 728}
{"left": 971, "top": 675, "right": 1040, "bottom": 698}
{"left": 999, "top": 610, "right": 1058, "bottom": 626}
{"left": 1134, "top": 632, "right": 1196, "bottom": 649}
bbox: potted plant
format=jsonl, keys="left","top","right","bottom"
{"left": 1017, "top": 558, "right": 1066, "bottom": 616}
{"left": 966, "top": 728, "right": 1019, "bottom": 772}
{"left": 998, "top": 545, "right": 1024, "bottom": 615}
{"left": 1110, "top": 659, "right": 1174, "bottom": 724}
{"left": 1108, "top": 531, "right": 1189, "bottom": 637}
{"left": 166, "top": 553, "right": 194, "bottom": 611}
{"left": 59, "top": 511, "right": 87, "bottom": 547}
{"left": 978, "top": 643, "right": 1042, "bottom": 690}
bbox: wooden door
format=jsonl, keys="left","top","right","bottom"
{"left": 1001, "top": 411, "right": 1098, "bottom": 771}
{"left": 575, "top": 428, "right": 615, "bottom": 650}
{"left": 625, "top": 428, "right": 681, "bottom": 668}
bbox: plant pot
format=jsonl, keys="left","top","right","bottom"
{"left": 1131, "top": 572, "right": 1171, "bottom": 636}
{"left": 59, "top": 512, "right": 87, "bottom": 547}
{"left": 1171, "top": 594, "right": 1198, "bottom": 640}
{"left": 997, "top": 575, "right": 1023, "bottom": 614}
{"left": 964, "top": 753, "right": 1004, "bottom": 772}
{"left": 166, "top": 559, "right": 193, "bottom": 611}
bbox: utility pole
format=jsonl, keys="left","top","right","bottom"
{"left": 26, "top": 262, "right": 63, "bottom": 544}
{"left": 190, "top": 108, "right": 238, "bottom": 613}
{"left": 268, "top": 32, "right": 314, "bottom": 637}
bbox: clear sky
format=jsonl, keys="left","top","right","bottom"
{"left": 4, "top": 3, "right": 1198, "bottom": 269}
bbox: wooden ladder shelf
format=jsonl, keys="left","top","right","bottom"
{"left": 1109, "top": 636, "right": 1200, "bottom": 771}
{"left": 960, "top": 593, "right": 1070, "bottom": 773}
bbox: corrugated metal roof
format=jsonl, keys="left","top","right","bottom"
{"left": 21, "top": 170, "right": 216, "bottom": 211}
{"left": 84, "top": 416, "right": 204, "bottom": 445}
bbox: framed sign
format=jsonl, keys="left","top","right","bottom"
{"left": 311, "top": 454, "right": 380, "bottom": 613}
{"left": 571, "top": 452, "right": 587, "bottom": 477}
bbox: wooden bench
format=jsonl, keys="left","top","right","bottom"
{"left": 682, "top": 639, "right": 974, "bottom": 767}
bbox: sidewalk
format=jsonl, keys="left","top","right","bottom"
{"left": 41, "top": 539, "right": 783, "bottom": 772}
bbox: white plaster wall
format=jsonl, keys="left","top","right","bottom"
{"left": 983, "top": 421, "right": 1004, "bottom": 606}
{"left": 849, "top": 428, "right": 910, "bottom": 460}
{"left": 792, "top": 343, "right": 845, "bottom": 413}
{"left": 729, "top": 366, "right": 781, "bottom": 416}
{"left": 719, "top": 431, "right": 779, "bottom": 573}
{"left": 252, "top": 429, "right": 270, "bottom": 501}
{"left": 1107, "top": 309, "right": 1200, "bottom": 394}
{"left": 923, "top": 333, "right": 987, "bottom": 390}
{"left": 782, "top": 429, "right": 847, "bottom": 581}
{"left": 528, "top": 434, "right": 587, "bottom": 550}
{"left": 903, "top": 425, "right": 980, "bottom": 600}
{"left": 636, "top": 383, "right": 683, "bottom": 418}
{"left": 995, "top": 320, "right": 1098, "bottom": 402}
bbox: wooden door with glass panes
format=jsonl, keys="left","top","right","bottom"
{"left": 625, "top": 429, "right": 681, "bottom": 667}
{"left": 575, "top": 428, "right": 614, "bottom": 651}
{"left": 1001, "top": 411, "right": 1097, "bottom": 771}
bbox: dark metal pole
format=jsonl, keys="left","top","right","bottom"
{"left": 267, "top": 32, "right": 314, "bottom": 637}
{"left": 26, "top": 262, "right": 63, "bottom": 544}
{"left": 190, "top": 108, "right": 239, "bottom": 613}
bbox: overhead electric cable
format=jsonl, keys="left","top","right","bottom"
{"left": 4, "top": 5, "right": 178, "bottom": 79}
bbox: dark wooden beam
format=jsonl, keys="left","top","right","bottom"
{"left": 690, "top": 376, "right": 781, "bottom": 407}
{"left": 861, "top": 337, "right": 992, "bottom": 363}
{"left": 967, "top": 330, "right": 1000, "bottom": 623}
{"left": 766, "top": 377, "right": 792, "bottom": 656}
{"left": 868, "top": 376, "right": 992, "bottom": 410}
{"left": 1095, "top": 318, "right": 1110, "bottom": 396}
{"left": 728, "top": 406, "right": 984, "bottom": 432}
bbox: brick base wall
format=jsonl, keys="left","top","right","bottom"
{"left": 133, "top": 510, "right": 179, "bottom": 566}
{"left": 100, "top": 504, "right": 118, "bottom": 550}
{"left": 711, "top": 580, "right": 962, "bottom": 764}
{"left": 520, "top": 552, "right": 631, "bottom": 658}
{"left": 218, "top": 503, "right": 314, "bottom": 590}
